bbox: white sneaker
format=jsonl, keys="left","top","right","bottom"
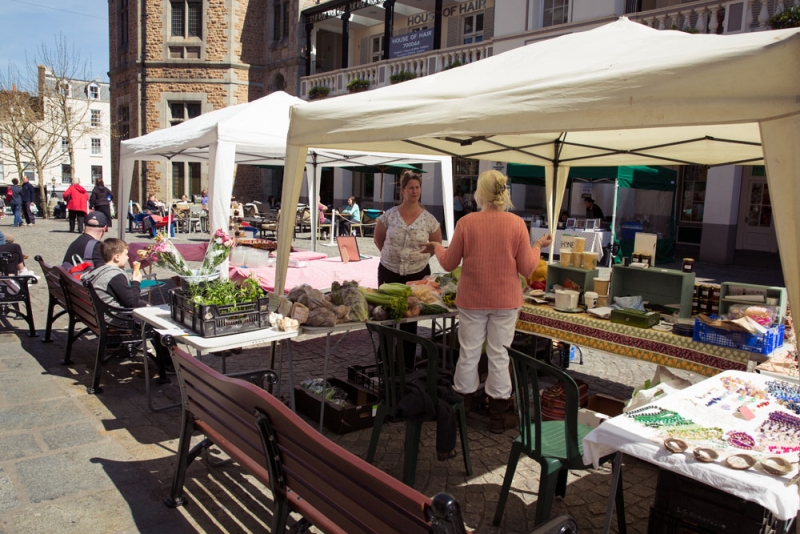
{"left": 17, "top": 268, "right": 40, "bottom": 282}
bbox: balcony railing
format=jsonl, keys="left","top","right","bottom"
{"left": 300, "top": 0, "right": 790, "bottom": 100}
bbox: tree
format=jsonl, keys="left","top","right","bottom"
{"left": 0, "top": 35, "right": 99, "bottom": 217}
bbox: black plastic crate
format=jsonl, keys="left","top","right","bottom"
{"left": 168, "top": 288, "right": 271, "bottom": 338}
{"left": 294, "top": 378, "right": 378, "bottom": 434}
{"left": 650, "top": 470, "right": 779, "bottom": 534}
{"left": 347, "top": 364, "right": 383, "bottom": 396}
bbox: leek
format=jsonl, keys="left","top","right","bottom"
{"left": 360, "top": 288, "right": 408, "bottom": 320}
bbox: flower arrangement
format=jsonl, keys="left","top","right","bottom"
{"left": 201, "top": 228, "right": 236, "bottom": 274}
{"left": 770, "top": 6, "right": 800, "bottom": 29}
{"left": 137, "top": 232, "right": 192, "bottom": 276}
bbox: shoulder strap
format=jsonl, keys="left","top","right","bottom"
{"left": 83, "top": 239, "right": 98, "bottom": 265}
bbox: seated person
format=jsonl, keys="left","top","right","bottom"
{"left": 201, "top": 189, "right": 209, "bottom": 210}
{"left": 83, "top": 238, "right": 173, "bottom": 381}
{"left": 0, "top": 230, "right": 37, "bottom": 278}
{"left": 180, "top": 194, "right": 189, "bottom": 203}
{"left": 145, "top": 194, "right": 160, "bottom": 214}
{"left": 63, "top": 211, "right": 108, "bottom": 269}
{"left": 338, "top": 196, "right": 360, "bottom": 236}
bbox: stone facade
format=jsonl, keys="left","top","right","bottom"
{"left": 108, "top": 0, "right": 316, "bottom": 204}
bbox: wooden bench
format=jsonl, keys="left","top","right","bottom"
{"left": 162, "top": 337, "right": 473, "bottom": 534}
{"left": 0, "top": 252, "right": 37, "bottom": 337}
{"left": 35, "top": 255, "right": 67, "bottom": 343}
{"left": 57, "top": 266, "right": 142, "bottom": 394}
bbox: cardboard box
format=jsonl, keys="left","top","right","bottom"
{"left": 294, "top": 378, "right": 378, "bottom": 434}
{"left": 577, "top": 394, "right": 626, "bottom": 428}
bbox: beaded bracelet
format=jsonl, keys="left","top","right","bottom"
{"left": 726, "top": 431, "right": 756, "bottom": 450}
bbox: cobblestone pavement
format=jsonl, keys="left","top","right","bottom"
{"left": 0, "top": 218, "right": 787, "bottom": 533}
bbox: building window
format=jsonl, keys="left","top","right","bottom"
{"left": 0, "top": 162, "right": 4, "bottom": 182}
{"left": 91, "top": 138, "right": 102, "bottom": 155}
{"left": 91, "top": 166, "right": 103, "bottom": 185}
{"left": 118, "top": 105, "right": 130, "bottom": 140}
{"left": 22, "top": 162, "right": 34, "bottom": 182}
{"left": 679, "top": 165, "right": 707, "bottom": 223}
{"left": 189, "top": 162, "right": 201, "bottom": 197}
{"left": 91, "top": 109, "right": 101, "bottom": 127}
{"left": 62, "top": 138, "right": 69, "bottom": 153}
{"left": 169, "top": 101, "right": 201, "bottom": 126}
{"left": 463, "top": 14, "right": 484, "bottom": 44}
{"left": 119, "top": 0, "right": 129, "bottom": 50}
{"left": 543, "top": 0, "right": 570, "bottom": 27}
{"left": 62, "top": 164, "right": 72, "bottom": 184}
{"left": 273, "top": 0, "right": 288, "bottom": 41}
{"left": 172, "top": 162, "right": 186, "bottom": 198}
{"left": 371, "top": 35, "right": 384, "bottom": 63}
{"left": 172, "top": 1, "right": 202, "bottom": 38}
{"left": 87, "top": 83, "right": 100, "bottom": 100}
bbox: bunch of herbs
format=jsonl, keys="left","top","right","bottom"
{"left": 188, "top": 275, "right": 263, "bottom": 310}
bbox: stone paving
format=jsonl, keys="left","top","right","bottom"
{"left": 0, "top": 217, "right": 789, "bottom": 533}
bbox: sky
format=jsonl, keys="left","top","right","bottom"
{"left": 0, "top": 0, "right": 110, "bottom": 84}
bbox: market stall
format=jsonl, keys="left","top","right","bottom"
{"left": 116, "top": 91, "right": 453, "bottom": 256}
{"left": 278, "top": 18, "right": 800, "bottom": 329}
{"left": 583, "top": 370, "right": 799, "bottom": 529}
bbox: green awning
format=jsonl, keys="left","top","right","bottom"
{"left": 506, "top": 164, "right": 677, "bottom": 191}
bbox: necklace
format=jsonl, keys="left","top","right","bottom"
{"left": 766, "top": 381, "right": 800, "bottom": 415}
{"left": 625, "top": 406, "right": 694, "bottom": 428}
{"left": 726, "top": 431, "right": 756, "bottom": 450}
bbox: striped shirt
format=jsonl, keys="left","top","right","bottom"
{"left": 435, "top": 211, "right": 540, "bottom": 310}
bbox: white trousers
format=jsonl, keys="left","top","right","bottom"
{"left": 454, "top": 307, "right": 519, "bottom": 400}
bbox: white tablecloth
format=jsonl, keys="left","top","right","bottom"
{"left": 529, "top": 228, "right": 611, "bottom": 261}
{"left": 582, "top": 370, "right": 800, "bottom": 520}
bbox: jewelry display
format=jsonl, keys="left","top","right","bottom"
{"left": 756, "top": 410, "right": 800, "bottom": 454}
{"left": 725, "top": 454, "right": 757, "bottom": 470}
{"left": 625, "top": 406, "right": 694, "bottom": 428}
{"left": 693, "top": 448, "right": 719, "bottom": 462}
{"left": 720, "top": 376, "right": 767, "bottom": 400}
{"left": 726, "top": 431, "right": 756, "bottom": 450}
{"left": 766, "top": 381, "right": 800, "bottom": 415}
{"left": 666, "top": 426, "right": 724, "bottom": 442}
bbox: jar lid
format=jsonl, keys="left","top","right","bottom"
{"left": 683, "top": 258, "right": 695, "bottom": 262}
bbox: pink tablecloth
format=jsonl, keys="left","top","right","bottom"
{"left": 128, "top": 242, "right": 209, "bottom": 268}
{"left": 230, "top": 256, "right": 381, "bottom": 293}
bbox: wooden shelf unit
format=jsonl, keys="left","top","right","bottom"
{"left": 610, "top": 266, "right": 695, "bottom": 318}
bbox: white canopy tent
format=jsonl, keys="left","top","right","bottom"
{"left": 280, "top": 18, "right": 800, "bottom": 330}
{"left": 116, "top": 91, "right": 453, "bottom": 257}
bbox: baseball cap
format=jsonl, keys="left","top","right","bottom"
{"left": 85, "top": 211, "right": 109, "bottom": 227}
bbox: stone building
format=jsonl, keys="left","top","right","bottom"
{"left": 108, "top": 0, "right": 318, "bottom": 205}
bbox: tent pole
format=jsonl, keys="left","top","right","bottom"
{"left": 609, "top": 178, "right": 619, "bottom": 267}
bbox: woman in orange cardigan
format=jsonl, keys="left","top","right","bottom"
{"left": 422, "top": 170, "right": 552, "bottom": 433}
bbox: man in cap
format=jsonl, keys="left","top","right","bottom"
{"left": 62, "top": 211, "right": 108, "bottom": 269}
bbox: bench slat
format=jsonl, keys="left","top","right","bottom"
{"left": 172, "top": 345, "right": 437, "bottom": 534}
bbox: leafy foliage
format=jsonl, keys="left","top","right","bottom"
{"left": 188, "top": 275, "right": 263, "bottom": 309}
{"left": 443, "top": 59, "right": 463, "bottom": 70}
{"left": 389, "top": 70, "right": 417, "bottom": 84}
{"left": 769, "top": 6, "right": 800, "bottom": 29}
{"left": 308, "top": 85, "right": 330, "bottom": 99}
{"left": 346, "top": 78, "right": 371, "bottom": 92}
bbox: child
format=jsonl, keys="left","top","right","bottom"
{"left": 83, "top": 238, "right": 173, "bottom": 381}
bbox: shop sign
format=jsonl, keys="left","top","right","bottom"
{"left": 390, "top": 28, "right": 435, "bottom": 59}
{"left": 406, "top": 0, "right": 493, "bottom": 28}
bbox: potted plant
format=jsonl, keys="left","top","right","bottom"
{"left": 443, "top": 59, "right": 463, "bottom": 71}
{"left": 389, "top": 70, "right": 416, "bottom": 84}
{"left": 308, "top": 85, "right": 330, "bottom": 100}
{"left": 769, "top": 6, "right": 800, "bottom": 29}
{"left": 347, "top": 78, "right": 371, "bottom": 93}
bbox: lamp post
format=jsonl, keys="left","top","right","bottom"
{"left": 50, "top": 177, "right": 57, "bottom": 199}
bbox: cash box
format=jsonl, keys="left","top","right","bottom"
{"left": 610, "top": 309, "right": 660, "bottom": 329}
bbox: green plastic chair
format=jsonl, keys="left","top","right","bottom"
{"left": 365, "top": 322, "right": 472, "bottom": 487}
{"left": 493, "top": 345, "right": 626, "bottom": 529}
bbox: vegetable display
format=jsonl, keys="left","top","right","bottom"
{"left": 187, "top": 275, "right": 263, "bottom": 308}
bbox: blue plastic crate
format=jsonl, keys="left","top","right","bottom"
{"left": 693, "top": 317, "right": 784, "bottom": 355}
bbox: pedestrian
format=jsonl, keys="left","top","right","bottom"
{"left": 90, "top": 178, "right": 114, "bottom": 228}
{"left": 421, "top": 170, "right": 552, "bottom": 433}
{"left": 20, "top": 176, "right": 36, "bottom": 225}
{"left": 453, "top": 186, "right": 466, "bottom": 223}
{"left": 8, "top": 179, "right": 23, "bottom": 227}
{"left": 374, "top": 171, "right": 441, "bottom": 369}
{"left": 63, "top": 179, "right": 89, "bottom": 233}
{"left": 0, "top": 229, "right": 37, "bottom": 278}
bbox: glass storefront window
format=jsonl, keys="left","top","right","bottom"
{"left": 680, "top": 165, "right": 707, "bottom": 223}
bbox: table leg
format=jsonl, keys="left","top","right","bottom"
{"left": 602, "top": 452, "right": 625, "bottom": 534}
{"left": 319, "top": 332, "right": 332, "bottom": 433}
{"left": 144, "top": 323, "right": 180, "bottom": 412}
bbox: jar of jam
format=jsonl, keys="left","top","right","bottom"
{"left": 632, "top": 253, "right": 641, "bottom": 264}
{"left": 682, "top": 258, "right": 695, "bottom": 273}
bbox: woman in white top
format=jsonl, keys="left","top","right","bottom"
{"left": 374, "top": 171, "right": 442, "bottom": 368}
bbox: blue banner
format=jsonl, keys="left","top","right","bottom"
{"left": 389, "top": 29, "right": 435, "bottom": 59}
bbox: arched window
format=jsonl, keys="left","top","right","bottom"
{"left": 273, "top": 74, "right": 286, "bottom": 92}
